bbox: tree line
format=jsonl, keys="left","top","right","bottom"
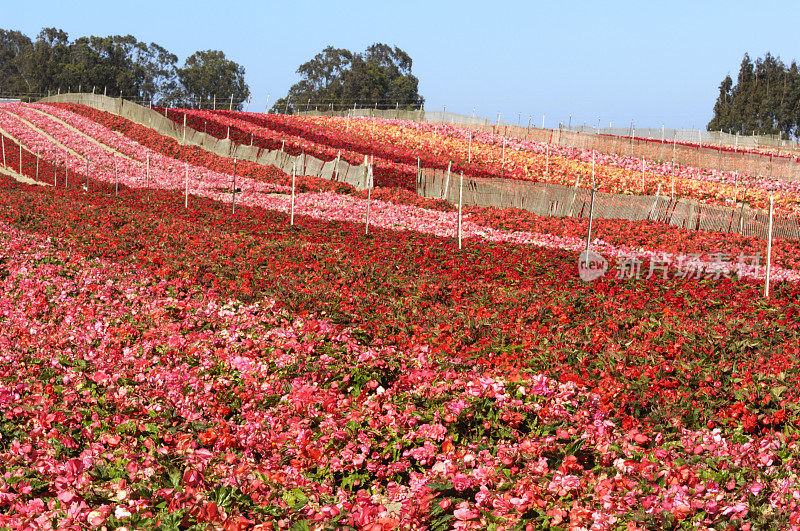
{"left": 708, "top": 52, "right": 800, "bottom": 138}
{"left": 0, "top": 27, "right": 250, "bottom": 109}
{"left": 271, "top": 43, "right": 424, "bottom": 114}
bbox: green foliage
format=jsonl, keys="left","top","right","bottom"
{"left": 708, "top": 52, "right": 800, "bottom": 137}
{"left": 272, "top": 43, "right": 424, "bottom": 113}
{"left": 177, "top": 49, "right": 250, "bottom": 110}
{"left": 0, "top": 26, "right": 249, "bottom": 106}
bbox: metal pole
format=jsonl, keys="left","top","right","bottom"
{"left": 19, "top": 143, "right": 22, "bottom": 174}
{"left": 1, "top": 137, "right": 5, "bottom": 167}
{"left": 458, "top": 172, "right": 464, "bottom": 249}
{"left": 114, "top": 155, "right": 118, "bottom": 196}
{"left": 468, "top": 133, "right": 472, "bottom": 164}
{"left": 36, "top": 148, "right": 39, "bottom": 180}
{"left": 765, "top": 192, "right": 774, "bottom": 298}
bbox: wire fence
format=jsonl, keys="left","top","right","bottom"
{"left": 27, "top": 93, "right": 800, "bottom": 241}
{"left": 418, "top": 168, "right": 800, "bottom": 240}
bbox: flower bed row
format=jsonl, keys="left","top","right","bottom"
{"left": 193, "top": 109, "right": 800, "bottom": 215}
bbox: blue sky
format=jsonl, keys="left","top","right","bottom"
{"left": 5, "top": 0, "right": 800, "bottom": 130}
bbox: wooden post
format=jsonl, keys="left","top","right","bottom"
{"left": 458, "top": 172, "right": 464, "bottom": 249}
{"left": 765, "top": 192, "right": 774, "bottom": 298}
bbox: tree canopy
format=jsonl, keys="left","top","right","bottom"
{"left": 272, "top": 43, "right": 424, "bottom": 113}
{"left": 0, "top": 27, "right": 250, "bottom": 109}
{"left": 178, "top": 50, "right": 250, "bottom": 110}
{"left": 708, "top": 52, "right": 800, "bottom": 138}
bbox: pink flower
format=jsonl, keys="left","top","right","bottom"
{"left": 452, "top": 473, "right": 471, "bottom": 492}
{"left": 453, "top": 501, "right": 478, "bottom": 521}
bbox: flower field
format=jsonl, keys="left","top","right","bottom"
{"left": 2, "top": 100, "right": 800, "bottom": 528}
{"left": 148, "top": 107, "right": 800, "bottom": 216}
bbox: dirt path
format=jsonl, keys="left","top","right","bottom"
{"left": 0, "top": 109, "right": 136, "bottom": 168}
{"left": 0, "top": 164, "right": 49, "bottom": 186}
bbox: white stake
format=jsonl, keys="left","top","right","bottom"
{"left": 586, "top": 187, "right": 596, "bottom": 252}
{"left": 290, "top": 163, "right": 296, "bottom": 225}
{"left": 146, "top": 154, "right": 150, "bottom": 188}
{"left": 458, "top": 172, "right": 464, "bottom": 249}
{"left": 183, "top": 113, "right": 187, "bottom": 143}
{"left": 545, "top": 144, "right": 550, "bottom": 175}
{"left": 365, "top": 163, "right": 373, "bottom": 235}
{"left": 232, "top": 158, "right": 237, "bottom": 213}
{"left": 443, "top": 161, "right": 452, "bottom": 199}
{"left": 19, "top": 143, "right": 22, "bottom": 174}
{"left": 765, "top": 192, "right": 774, "bottom": 298}
{"left": 184, "top": 163, "right": 189, "bottom": 208}
{"left": 641, "top": 157, "right": 645, "bottom": 193}
{"left": 501, "top": 136, "right": 506, "bottom": 175}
